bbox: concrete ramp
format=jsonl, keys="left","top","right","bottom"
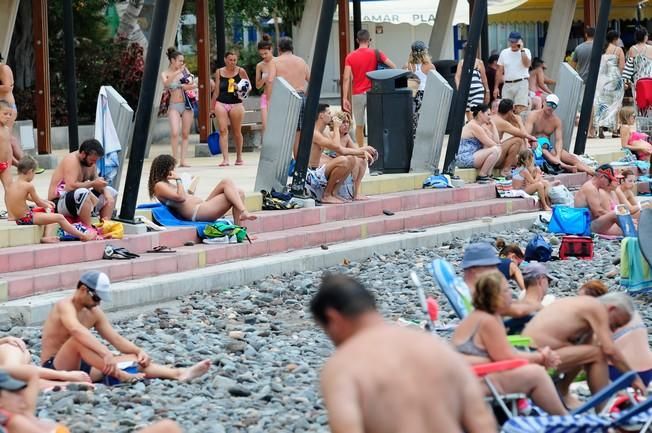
{"left": 0, "top": 0, "right": 19, "bottom": 59}
{"left": 554, "top": 63, "right": 583, "bottom": 152}
{"left": 411, "top": 70, "right": 454, "bottom": 173}
{"left": 254, "top": 77, "right": 302, "bottom": 193}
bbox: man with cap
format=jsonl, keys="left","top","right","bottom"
{"left": 574, "top": 164, "right": 623, "bottom": 236}
{"left": 525, "top": 94, "right": 595, "bottom": 175}
{"left": 461, "top": 242, "right": 502, "bottom": 298}
{"left": 502, "top": 263, "right": 555, "bottom": 334}
{"left": 40, "top": 271, "right": 211, "bottom": 384}
{"left": 494, "top": 32, "right": 531, "bottom": 113}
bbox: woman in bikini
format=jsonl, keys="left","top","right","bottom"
{"left": 212, "top": 51, "right": 250, "bottom": 167}
{"left": 451, "top": 271, "right": 567, "bottom": 415}
{"left": 255, "top": 34, "right": 276, "bottom": 134}
{"left": 161, "top": 47, "right": 196, "bottom": 168}
{"left": 148, "top": 154, "right": 257, "bottom": 225}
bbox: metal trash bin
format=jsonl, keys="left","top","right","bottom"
{"left": 365, "top": 69, "right": 414, "bottom": 174}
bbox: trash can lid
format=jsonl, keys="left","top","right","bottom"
{"left": 366, "top": 69, "right": 411, "bottom": 81}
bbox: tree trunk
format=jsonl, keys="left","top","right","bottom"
{"left": 8, "top": 0, "right": 35, "bottom": 89}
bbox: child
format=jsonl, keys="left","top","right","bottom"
{"left": 619, "top": 106, "right": 652, "bottom": 162}
{"left": 512, "top": 148, "right": 553, "bottom": 211}
{"left": 0, "top": 100, "right": 13, "bottom": 191}
{"left": 5, "top": 156, "right": 94, "bottom": 243}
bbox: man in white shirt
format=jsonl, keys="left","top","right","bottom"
{"left": 494, "top": 31, "right": 532, "bottom": 113}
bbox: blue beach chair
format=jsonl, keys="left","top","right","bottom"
{"left": 502, "top": 371, "right": 652, "bottom": 433}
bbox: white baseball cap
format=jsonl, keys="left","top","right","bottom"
{"left": 546, "top": 94, "right": 560, "bottom": 106}
{"left": 79, "top": 271, "right": 112, "bottom": 302}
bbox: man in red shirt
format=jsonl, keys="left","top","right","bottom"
{"left": 342, "top": 29, "right": 396, "bottom": 145}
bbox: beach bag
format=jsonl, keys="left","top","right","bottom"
{"left": 548, "top": 206, "right": 591, "bottom": 236}
{"left": 58, "top": 222, "right": 92, "bottom": 241}
{"left": 207, "top": 120, "right": 221, "bottom": 155}
{"left": 423, "top": 174, "right": 452, "bottom": 189}
{"left": 375, "top": 49, "right": 388, "bottom": 70}
{"left": 559, "top": 235, "right": 594, "bottom": 260}
{"left": 495, "top": 179, "right": 513, "bottom": 198}
{"left": 524, "top": 234, "right": 553, "bottom": 262}
{"left": 204, "top": 220, "right": 250, "bottom": 243}
{"left": 158, "top": 89, "right": 170, "bottom": 117}
{"left": 95, "top": 220, "right": 124, "bottom": 239}
{"left": 548, "top": 185, "right": 573, "bottom": 206}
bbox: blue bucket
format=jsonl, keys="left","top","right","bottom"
{"left": 207, "top": 130, "right": 221, "bottom": 155}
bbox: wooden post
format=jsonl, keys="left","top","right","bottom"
{"left": 32, "top": 0, "right": 51, "bottom": 154}
{"left": 196, "top": 0, "right": 210, "bottom": 143}
{"left": 584, "top": 0, "right": 597, "bottom": 28}
{"left": 337, "top": 0, "right": 350, "bottom": 106}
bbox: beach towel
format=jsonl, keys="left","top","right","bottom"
{"left": 620, "top": 237, "right": 652, "bottom": 294}
{"left": 136, "top": 203, "right": 232, "bottom": 239}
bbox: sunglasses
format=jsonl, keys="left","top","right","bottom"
{"left": 546, "top": 102, "right": 558, "bottom": 110}
{"left": 87, "top": 288, "right": 102, "bottom": 303}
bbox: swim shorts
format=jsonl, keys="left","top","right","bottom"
{"left": 0, "top": 161, "right": 9, "bottom": 173}
{"left": 42, "top": 356, "right": 92, "bottom": 375}
{"left": 55, "top": 186, "right": 118, "bottom": 218}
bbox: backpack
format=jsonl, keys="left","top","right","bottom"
{"left": 204, "top": 221, "right": 251, "bottom": 243}
{"left": 524, "top": 234, "right": 553, "bottom": 262}
{"left": 548, "top": 185, "right": 574, "bottom": 206}
{"left": 423, "top": 174, "right": 452, "bottom": 189}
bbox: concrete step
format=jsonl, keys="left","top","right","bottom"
{"left": 0, "top": 196, "right": 539, "bottom": 302}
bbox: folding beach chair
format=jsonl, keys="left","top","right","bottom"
{"left": 640, "top": 208, "right": 652, "bottom": 267}
{"left": 616, "top": 205, "right": 638, "bottom": 238}
{"left": 473, "top": 359, "right": 529, "bottom": 423}
{"left": 426, "top": 259, "right": 532, "bottom": 348}
{"left": 501, "top": 371, "right": 652, "bottom": 433}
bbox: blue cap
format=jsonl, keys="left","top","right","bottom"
{"left": 508, "top": 31, "right": 522, "bottom": 41}
{"left": 461, "top": 243, "right": 501, "bottom": 269}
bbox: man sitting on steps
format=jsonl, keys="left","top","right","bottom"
{"left": 306, "top": 104, "right": 377, "bottom": 204}
{"left": 47, "top": 139, "right": 117, "bottom": 229}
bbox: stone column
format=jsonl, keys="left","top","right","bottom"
{"left": 0, "top": 0, "right": 19, "bottom": 58}
{"left": 429, "top": 0, "right": 458, "bottom": 61}
{"left": 293, "top": 0, "right": 322, "bottom": 66}
{"left": 542, "top": 0, "right": 577, "bottom": 84}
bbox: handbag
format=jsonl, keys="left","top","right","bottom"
{"left": 548, "top": 185, "right": 573, "bottom": 206}
{"left": 548, "top": 206, "right": 592, "bottom": 236}
{"left": 207, "top": 119, "right": 221, "bottom": 155}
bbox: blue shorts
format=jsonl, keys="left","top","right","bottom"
{"left": 609, "top": 365, "right": 652, "bottom": 387}
{"left": 43, "top": 356, "right": 92, "bottom": 375}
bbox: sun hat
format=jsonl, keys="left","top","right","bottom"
{"left": 522, "top": 262, "right": 556, "bottom": 281}
{"left": 508, "top": 31, "right": 522, "bottom": 41}
{"left": 546, "top": 94, "right": 560, "bottom": 106}
{"left": 596, "top": 164, "right": 623, "bottom": 182}
{"left": 79, "top": 270, "right": 112, "bottom": 302}
{"left": 0, "top": 369, "right": 27, "bottom": 391}
{"left": 461, "top": 243, "right": 501, "bottom": 269}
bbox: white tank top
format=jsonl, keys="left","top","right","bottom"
{"left": 414, "top": 64, "right": 428, "bottom": 91}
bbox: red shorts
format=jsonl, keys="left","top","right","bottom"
{"left": 0, "top": 161, "right": 9, "bottom": 172}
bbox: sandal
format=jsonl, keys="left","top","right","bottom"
{"left": 103, "top": 245, "right": 140, "bottom": 260}
{"left": 147, "top": 245, "right": 176, "bottom": 253}
{"left": 218, "top": 161, "right": 230, "bottom": 167}
{"left": 235, "top": 160, "right": 244, "bottom": 166}
{"left": 476, "top": 175, "right": 492, "bottom": 183}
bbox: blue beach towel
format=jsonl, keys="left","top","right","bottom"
{"left": 136, "top": 203, "right": 221, "bottom": 239}
{"left": 620, "top": 237, "right": 652, "bottom": 294}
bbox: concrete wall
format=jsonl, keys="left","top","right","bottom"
{"left": 0, "top": 0, "right": 19, "bottom": 58}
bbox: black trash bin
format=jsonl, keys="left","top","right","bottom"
{"left": 434, "top": 60, "right": 458, "bottom": 134}
{"left": 365, "top": 69, "right": 414, "bottom": 174}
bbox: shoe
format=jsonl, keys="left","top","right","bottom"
{"left": 476, "top": 175, "right": 491, "bottom": 183}
{"left": 598, "top": 128, "right": 605, "bottom": 139}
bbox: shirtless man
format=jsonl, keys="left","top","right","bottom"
{"left": 311, "top": 274, "right": 496, "bottom": 433}
{"left": 523, "top": 293, "right": 646, "bottom": 408}
{"left": 525, "top": 94, "right": 594, "bottom": 175}
{"left": 309, "top": 104, "right": 376, "bottom": 204}
{"left": 273, "top": 37, "right": 310, "bottom": 158}
{"left": 47, "top": 138, "right": 117, "bottom": 228}
{"left": 40, "top": 271, "right": 211, "bottom": 384}
{"left": 491, "top": 98, "right": 534, "bottom": 175}
{"left": 574, "top": 164, "right": 622, "bottom": 236}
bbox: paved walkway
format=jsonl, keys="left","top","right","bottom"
{"left": 1, "top": 133, "right": 624, "bottom": 213}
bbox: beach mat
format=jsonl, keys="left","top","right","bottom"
{"left": 136, "top": 203, "right": 211, "bottom": 238}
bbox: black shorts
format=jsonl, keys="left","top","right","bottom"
{"left": 42, "top": 356, "right": 92, "bottom": 374}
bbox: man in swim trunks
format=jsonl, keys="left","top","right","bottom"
{"left": 274, "top": 37, "right": 311, "bottom": 158}
{"left": 47, "top": 138, "right": 117, "bottom": 228}
{"left": 525, "top": 94, "right": 595, "bottom": 175}
{"left": 574, "top": 164, "right": 622, "bottom": 236}
{"left": 307, "top": 104, "right": 376, "bottom": 204}
{"left": 523, "top": 292, "right": 646, "bottom": 409}
{"left": 311, "top": 274, "right": 496, "bottom": 433}
{"left": 490, "top": 98, "right": 535, "bottom": 176}
{"left": 40, "top": 271, "right": 211, "bottom": 384}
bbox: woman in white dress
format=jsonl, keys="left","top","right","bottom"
{"left": 594, "top": 30, "right": 625, "bottom": 139}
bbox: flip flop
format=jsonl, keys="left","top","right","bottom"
{"left": 103, "top": 245, "right": 140, "bottom": 260}
{"left": 218, "top": 162, "right": 230, "bottom": 167}
{"left": 0, "top": 210, "right": 7, "bottom": 219}
{"left": 147, "top": 245, "right": 176, "bottom": 253}
{"left": 235, "top": 160, "right": 244, "bottom": 166}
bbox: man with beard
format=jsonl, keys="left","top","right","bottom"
{"left": 47, "top": 139, "right": 117, "bottom": 228}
